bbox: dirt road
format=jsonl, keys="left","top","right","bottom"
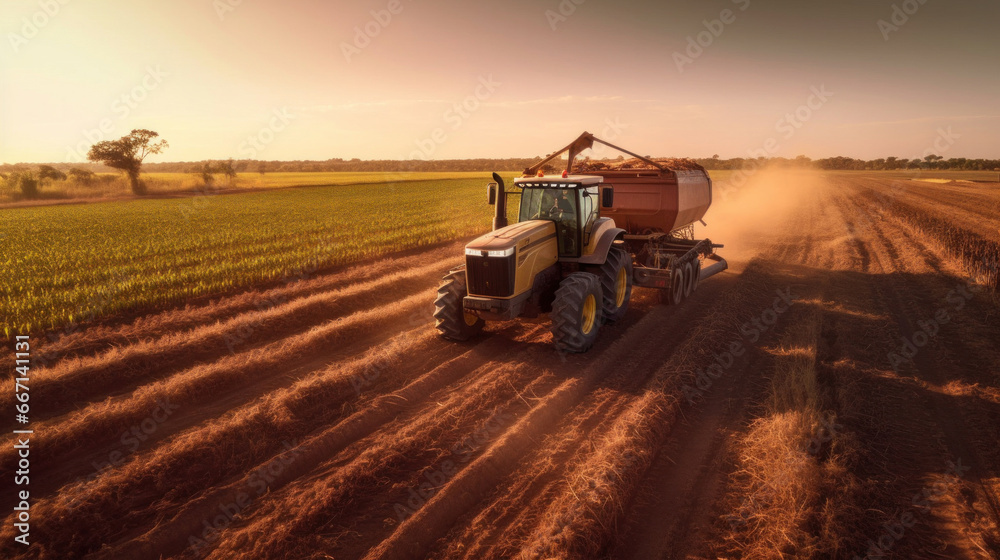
{"left": 2, "top": 171, "right": 998, "bottom": 559}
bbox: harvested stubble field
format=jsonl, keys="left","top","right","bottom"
{"left": 2, "top": 170, "right": 999, "bottom": 559}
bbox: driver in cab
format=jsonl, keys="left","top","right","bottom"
{"left": 547, "top": 189, "right": 577, "bottom": 254}
{"left": 548, "top": 189, "right": 575, "bottom": 219}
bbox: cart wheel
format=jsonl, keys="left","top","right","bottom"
{"left": 682, "top": 261, "right": 695, "bottom": 298}
{"left": 659, "top": 266, "right": 685, "bottom": 306}
{"left": 690, "top": 259, "right": 701, "bottom": 293}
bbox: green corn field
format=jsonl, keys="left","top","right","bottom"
{"left": 0, "top": 177, "right": 506, "bottom": 336}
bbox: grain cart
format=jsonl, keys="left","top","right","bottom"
{"left": 434, "top": 132, "right": 727, "bottom": 352}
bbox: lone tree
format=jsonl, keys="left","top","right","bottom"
{"left": 220, "top": 158, "right": 237, "bottom": 184}
{"left": 200, "top": 162, "right": 216, "bottom": 187}
{"left": 87, "top": 129, "right": 168, "bottom": 195}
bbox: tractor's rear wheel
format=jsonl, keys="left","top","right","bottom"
{"left": 585, "top": 245, "right": 632, "bottom": 323}
{"left": 659, "top": 265, "right": 686, "bottom": 305}
{"left": 550, "top": 272, "right": 604, "bottom": 353}
{"left": 434, "top": 270, "right": 484, "bottom": 341}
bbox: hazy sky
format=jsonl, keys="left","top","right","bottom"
{"left": 1, "top": 0, "right": 997, "bottom": 163}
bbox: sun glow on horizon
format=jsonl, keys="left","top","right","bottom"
{"left": 1, "top": 0, "right": 998, "bottom": 164}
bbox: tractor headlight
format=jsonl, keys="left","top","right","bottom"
{"left": 464, "top": 247, "right": 515, "bottom": 257}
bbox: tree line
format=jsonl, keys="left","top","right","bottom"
{"left": 7, "top": 154, "right": 998, "bottom": 178}
{"left": 3, "top": 128, "right": 998, "bottom": 200}
{"left": 691, "top": 154, "right": 1000, "bottom": 171}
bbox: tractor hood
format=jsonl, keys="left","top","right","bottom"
{"left": 465, "top": 220, "right": 556, "bottom": 255}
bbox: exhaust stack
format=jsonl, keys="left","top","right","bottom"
{"left": 492, "top": 172, "right": 508, "bottom": 231}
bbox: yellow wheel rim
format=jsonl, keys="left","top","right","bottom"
{"left": 581, "top": 294, "right": 597, "bottom": 335}
{"left": 615, "top": 266, "right": 627, "bottom": 308}
{"left": 464, "top": 312, "right": 479, "bottom": 326}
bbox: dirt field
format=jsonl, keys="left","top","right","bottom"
{"left": 2, "top": 171, "right": 999, "bottom": 559}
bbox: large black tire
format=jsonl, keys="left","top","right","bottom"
{"left": 659, "top": 264, "right": 685, "bottom": 306}
{"left": 550, "top": 272, "right": 604, "bottom": 353}
{"left": 434, "top": 270, "right": 484, "bottom": 341}
{"left": 584, "top": 245, "right": 633, "bottom": 323}
{"left": 682, "top": 261, "right": 696, "bottom": 298}
{"left": 690, "top": 259, "right": 701, "bottom": 294}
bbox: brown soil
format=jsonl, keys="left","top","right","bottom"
{"left": 1, "top": 171, "right": 997, "bottom": 560}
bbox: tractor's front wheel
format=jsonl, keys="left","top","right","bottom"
{"left": 550, "top": 272, "right": 604, "bottom": 353}
{"left": 585, "top": 245, "right": 633, "bottom": 323}
{"left": 434, "top": 270, "right": 484, "bottom": 341}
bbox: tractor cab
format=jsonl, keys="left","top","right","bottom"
{"left": 513, "top": 175, "right": 604, "bottom": 257}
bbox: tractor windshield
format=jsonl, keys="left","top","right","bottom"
{"left": 519, "top": 187, "right": 581, "bottom": 256}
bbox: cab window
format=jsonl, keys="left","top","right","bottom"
{"left": 517, "top": 187, "right": 582, "bottom": 256}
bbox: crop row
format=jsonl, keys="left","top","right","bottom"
{"left": 859, "top": 188, "right": 1000, "bottom": 289}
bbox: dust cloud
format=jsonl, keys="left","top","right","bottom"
{"left": 699, "top": 168, "right": 823, "bottom": 260}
